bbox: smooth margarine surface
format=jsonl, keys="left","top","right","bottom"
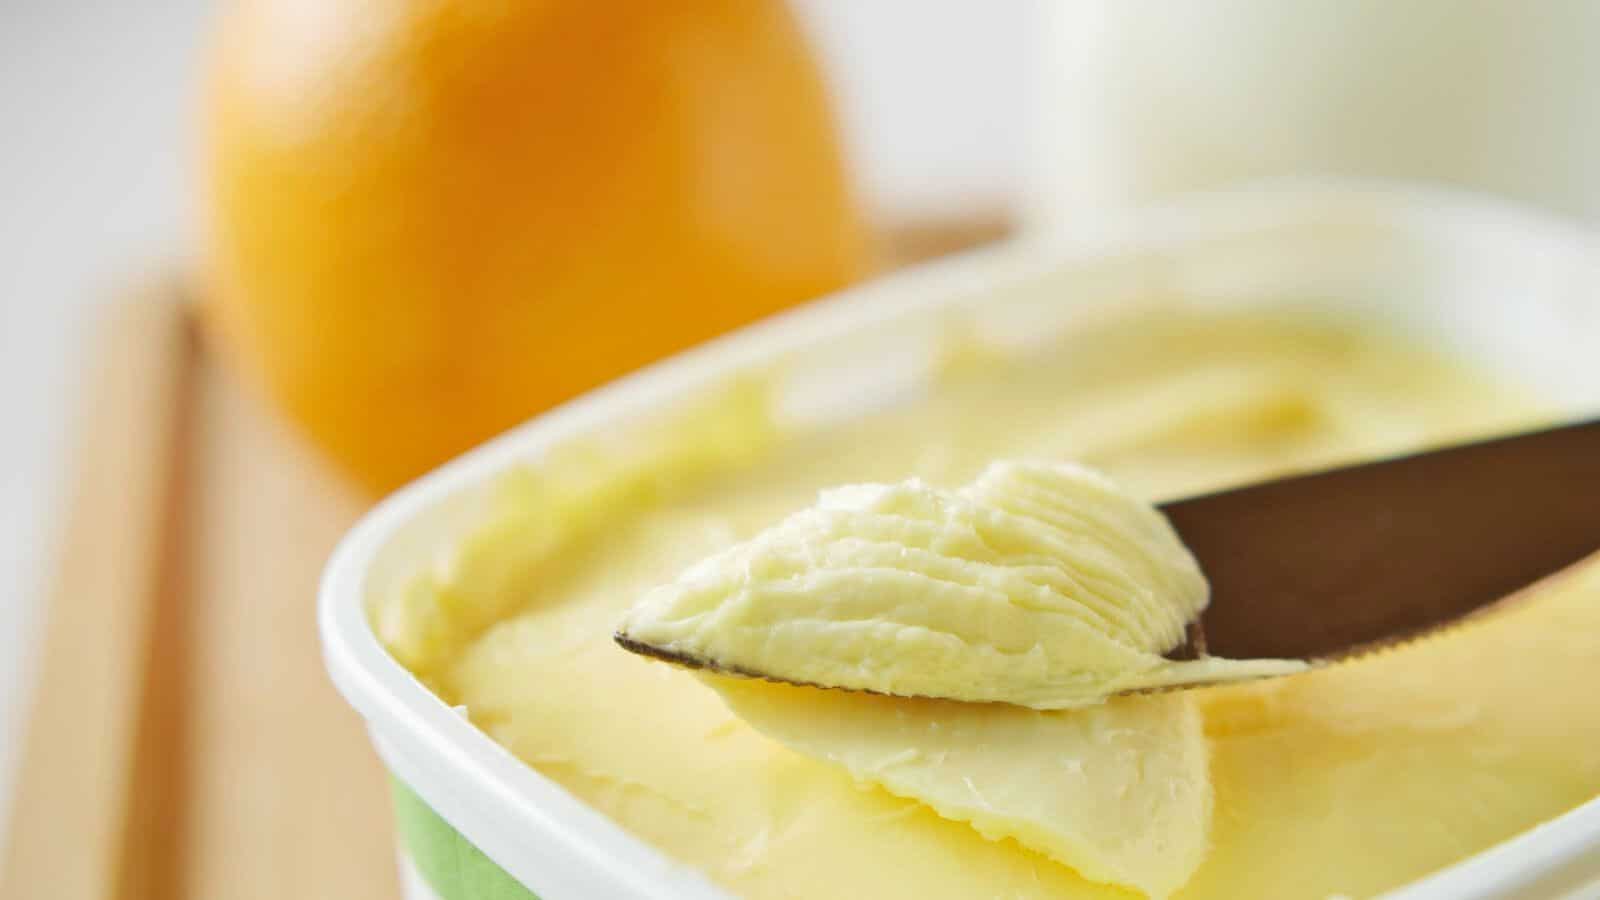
{"left": 620, "top": 461, "right": 1300, "bottom": 709}
{"left": 710, "top": 677, "right": 1211, "bottom": 898}
{"left": 390, "top": 312, "right": 1600, "bottom": 900}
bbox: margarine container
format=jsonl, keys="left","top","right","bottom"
{"left": 319, "top": 180, "right": 1600, "bottom": 900}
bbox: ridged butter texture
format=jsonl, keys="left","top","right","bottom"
{"left": 621, "top": 461, "right": 1296, "bottom": 708}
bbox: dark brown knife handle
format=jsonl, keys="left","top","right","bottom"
{"left": 1162, "top": 418, "right": 1600, "bottom": 661}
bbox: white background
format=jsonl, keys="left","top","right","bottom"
{"left": 0, "top": 0, "right": 1038, "bottom": 845}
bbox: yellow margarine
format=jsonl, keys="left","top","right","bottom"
{"left": 619, "top": 461, "right": 1300, "bottom": 707}
{"left": 618, "top": 459, "right": 1302, "bottom": 896}
{"left": 385, "top": 311, "right": 1600, "bottom": 900}
{"left": 710, "top": 677, "right": 1211, "bottom": 898}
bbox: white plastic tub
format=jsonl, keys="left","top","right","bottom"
{"left": 320, "top": 180, "right": 1600, "bottom": 900}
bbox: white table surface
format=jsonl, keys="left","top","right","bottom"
{"left": 0, "top": 0, "right": 1032, "bottom": 849}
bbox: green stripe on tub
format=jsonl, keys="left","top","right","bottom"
{"left": 393, "top": 779, "right": 540, "bottom": 900}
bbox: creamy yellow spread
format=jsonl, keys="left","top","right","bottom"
{"left": 714, "top": 679, "right": 1210, "bottom": 897}
{"left": 619, "top": 460, "right": 1300, "bottom": 708}
{"left": 380, "top": 311, "right": 1600, "bottom": 900}
{"left": 617, "top": 458, "right": 1307, "bottom": 896}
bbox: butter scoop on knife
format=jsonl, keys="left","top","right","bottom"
{"left": 616, "top": 418, "right": 1599, "bottom": 703}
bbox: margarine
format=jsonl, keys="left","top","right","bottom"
{"left": 619, "top": 460, "right": 1300, "bottom": 707}
{"left": 618, "top": 458, "right": 1306, "bottom": 895}
{"left": 711, "top": 677, "right": 1210, "bottom": 898}
{"left": 384, "top": 311, "right": 1599, "bottom": 900}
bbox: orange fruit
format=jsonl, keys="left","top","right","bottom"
{"left": 201, "top": 0, "right": 869, "bottom": 494}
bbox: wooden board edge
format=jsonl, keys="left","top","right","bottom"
{"left": 1, "top": 284, "right": 197, "bottom": 900}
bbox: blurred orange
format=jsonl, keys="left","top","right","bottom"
{"left": 201, "top": 0, "right": 869, "bottom": 494}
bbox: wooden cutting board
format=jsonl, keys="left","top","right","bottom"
{"left": 2, "top": 287, "right": 393, "bottom": 900}
{"left": 0, "top": 221, "right": 1008, "bottom": 900}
